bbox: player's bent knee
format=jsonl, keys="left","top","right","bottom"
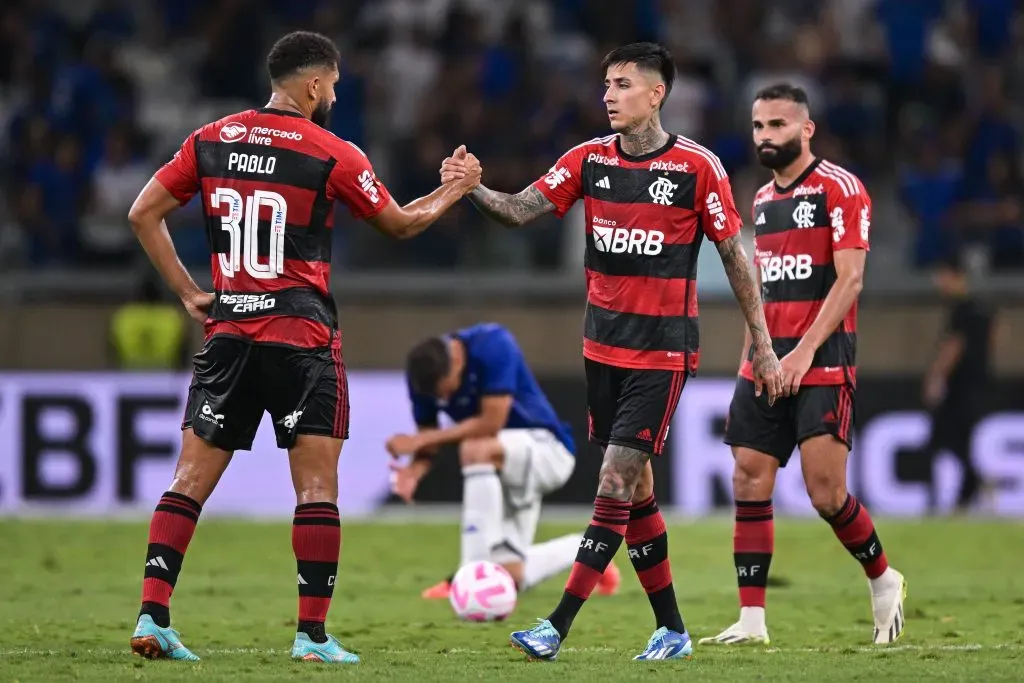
{"left": 458, "top": 437, "right": 503, "bottom": 467}
{"left": 631, "top": 461, "right": 655, "bottom": 503}
{"left": 168, "top": 429, "right": 233, "bottom": 505}
{"left": 806, "top": 479, "right": 847, "bottom": 517}
{"left": 732, "top": 448, "right": 778, "bottom": 500}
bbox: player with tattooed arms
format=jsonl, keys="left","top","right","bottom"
{"left": 442, "top": 42, "right": 783, "bottom": 662}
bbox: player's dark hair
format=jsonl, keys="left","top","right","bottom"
{"left": 266, "top": 31, "right": 340, "bottom": 83}
{"left": 406, "top": 337, "right": 450, "bottom": 396}
{"left": 601, "top": 42, "right": 675, "bottom": 108}
{"left": 754, "top": 83, "right": 810, "bottom": 108}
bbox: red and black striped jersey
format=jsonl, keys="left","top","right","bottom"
{"left": 155, "top": 108, "right": 392, "bottom": 348}
{"left": 533, "top": 134, "right": 742, "bottom": 372}
{"left": 740, "top": 158, "right": 871, "bottom": 386}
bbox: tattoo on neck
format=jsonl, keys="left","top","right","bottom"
{"left": 619, "top": 116, "right": 669, "bottom": 157}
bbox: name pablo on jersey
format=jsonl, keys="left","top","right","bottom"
{"left": 155, "top": 108, "right": 393, "bottom": 348}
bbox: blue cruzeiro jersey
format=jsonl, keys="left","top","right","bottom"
{"left": 408, "top": 323, "right": 576, "bottom": 455}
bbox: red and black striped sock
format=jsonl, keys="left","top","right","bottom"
{"left": 824, "top": 494, "right": 889, "bottom": 579}
{"left": 293, "top": 502, "right": 341, "bottom": 644}
{"left": 734, "top": 500, "right": 774, "bottom": 608}
{"left": 140, "top": 491, "right": 202, "bottom": 628}
{"left": 627, "top": 495, "right": 685, "bottom": 633}
{"left": 547, "top": 496, "right": 630, "bottom": 639}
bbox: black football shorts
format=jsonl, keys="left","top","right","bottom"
{"left": 182, "top": 335, "right": 349, "bottom": 452}
{"left": 724, "top": 377, "right": 855, "bottom": 465}
{"left": 585, "top": 358, "right": 686, "bottom": 456}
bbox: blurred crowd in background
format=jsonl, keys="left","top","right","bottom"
{"left": 0, "top": 0, "right": 1022, "bottom": 275}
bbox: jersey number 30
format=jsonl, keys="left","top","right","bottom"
{"left": 210, "top": 187, "right": 288, "bottom": 279}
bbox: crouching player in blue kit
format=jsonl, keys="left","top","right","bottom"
{"left": 386, "top": 323, "right": 621, "bottom": 598}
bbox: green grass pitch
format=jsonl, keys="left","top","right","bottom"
{"left": 1, "top": 516, "right": 1022, "bottom": 681}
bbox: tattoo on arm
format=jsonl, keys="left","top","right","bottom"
{"left": 717, "top": 234, "right": 770, "bottom": 348}
{"left": 468, "top": 185, "right": 555, "bottom": 227}
{"left": 597, "top": 445, "right": 650, "bottom": 501}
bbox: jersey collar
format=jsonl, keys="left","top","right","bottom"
{"left": 773, "top": 157, "right": 821, "bottom": 195}
{"left": 615, "top": 133, "right": 678, "bottom": 163}
{"left": 257, "top": 107, "right": 305, "bottom": 118}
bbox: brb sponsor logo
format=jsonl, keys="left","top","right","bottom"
{"left": 544, "top": 165, "right": 572, "bottom": 189}
{"left": 219, "top": 293, "right": 276, "bottom": 313}
{"left": 357, "top": 169, "right": 380, "bottom": 204}
{"left": 592, "top": 224, "right": 664, "bottom": 255}
{"left": 587, "top": 153, "right": 619, "bottom": 166}
{"left": 759, "top": 253, "right": 813, "bottom": 282}
{"left": 706, "top": 191, "right": 727, "bottom": 231}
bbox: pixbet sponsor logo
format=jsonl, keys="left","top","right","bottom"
{"left": 587, "top": 153, "right": 619, "bottom": 166}
{"left": 792, "top": 184, "right": 824, "bottom": 197}
{"left": 649, "top": 160, "right": 689, "bottom": 172}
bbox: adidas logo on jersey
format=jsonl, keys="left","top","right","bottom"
{"left": 755, "top": 213, "right": 766, "bottom": 226}
{"left": 596, "top": 176, "right": 610, "bottom": 189}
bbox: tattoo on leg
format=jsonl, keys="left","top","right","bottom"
{"left": 597, "top": 445, "right": 650, "bottom": 501}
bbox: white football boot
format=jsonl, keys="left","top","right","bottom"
{"left": 698, "top": 607, "right": 771, "bottom": 646}
{"left": 870, "top": 567, "right": 907, "bottom": 644}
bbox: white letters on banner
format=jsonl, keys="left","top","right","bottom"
{"left": 673, "top": 378, "right": 1024, "bottom": 517}
{"left": 0, "top": 374, "right": 1021, "bottom": 518}
{"left": 0, "top": 373, "right": 415, "bottom": 518}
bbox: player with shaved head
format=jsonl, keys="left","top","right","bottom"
{"left": 700, "top": 83, "right": 907, "bottom": 648}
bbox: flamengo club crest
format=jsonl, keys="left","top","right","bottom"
{"left": 792, "top": 200, "right": 816, "bottom": 228}
{"left": 648, "top": 177, "right": 678, "bottom": 206}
